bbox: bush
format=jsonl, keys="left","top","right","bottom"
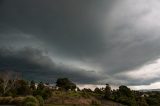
{"left": 23, "top": 96, "right": 39, "bottom": 106}
{"left": 33, "top": 88, "right": 52, "bottom": 100}
{"left": 12, "top": 97, "right": 24, "bottom": 106}
{"left": 0, "top": 96, "right": 13, "bottom": 104}
{"left": 81, "top": 92, "right": 90, "bottom": 98}
{"left": 36, "top": 95, "right": 44, "bottom": 106}
{"left": 24, "top": 101, "right": 37, "bottom": 106}
{"left": 117, "top": 96, "right": 137, "bottom": 106}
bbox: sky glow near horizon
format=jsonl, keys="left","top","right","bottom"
{"left": 1, "top": 0, "right": 160, "bottom": 89}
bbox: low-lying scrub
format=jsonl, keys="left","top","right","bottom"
{"left": 0, "top": 96, "right": 44, "bottom": 106}
{"left": 23, "top": 96, "right": 39, "bottom": 106}
{"left": 46, "top": 91, "right": 101, "bottom": 106}
{"left": 0, "top": 96, "right": 13, "bottom": 104}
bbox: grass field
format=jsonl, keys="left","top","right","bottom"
{"left": 44, "top": 104, "right": 95, "bottom": 106}
{"left": 45, "top": 105, "right": 71, "bottom": 106}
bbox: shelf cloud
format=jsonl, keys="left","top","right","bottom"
{"left": 1, "top": 0, "right": 160, "bottom": 88}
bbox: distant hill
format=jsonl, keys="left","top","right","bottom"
{"left": 139, "top": 89, "right": 160, "bottom": 92}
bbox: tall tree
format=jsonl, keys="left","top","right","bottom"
{"left": 30, "top": 80, "right": 36, "bottom": 90}
{"left": 34, "top": 82, "right": 52, "bottom": 99}
{"left": 0, "top": 71, "right": 18, "bottom": 96}
{"left": 37, "top": 82, "right": 45, "bottom": 90}
{"left": 104, "top": 84, "right": 111, "bottom": 99}
{"left": 119, "top": 85, "right": 132, "bottom": 97}
{"left": 15, "top": 79, "right": 31, "bottom": 96}
{"left": 94, "top": 87, "right": 103, "bottom": 94}
{"left": 56, "top": 78, "right": 76, "bottom": 91}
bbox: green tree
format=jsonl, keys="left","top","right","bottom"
{"left": 77, "top": 87, "right": 81, "bottom": 91}
{"left": 119, "top": 85, "right": 132, "bottom": 97}
{"left": 117, "top": 85, "right": 137, "bottom": 106}
{"left": 137, "top": 97, "right": 149, "bottom": 106}
{"left": 37, "top": 82, "right": 45, "bottom": 90}
{"left": 30, "top": 80, "right": 36, "bottom": 90}
{"left": 33, "top": 82, "right": 52, "bottom": 100}
{"left": 15, "top": 80, "right": 31, "bottom": 96}
{"left": 56, "top": 78, "right": 76, "bottom": 91}
{"left": 94, "top": 87, "right": 103, "bottom": 94}
{"left": 104, "top": 84, "right": 111, "bottom": 99}
{"left": 82, "top": 88, "right": 93, "bottom": 93}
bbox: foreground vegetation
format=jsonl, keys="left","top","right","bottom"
{"left": 0, "top": 71, "right": 160, "bottom": 106}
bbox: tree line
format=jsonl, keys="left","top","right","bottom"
{"left": 0, "top": 71, "right": 160, "bottom": 106}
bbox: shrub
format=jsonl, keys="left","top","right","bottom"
{"left": 36, "top": 95, "right": 44, "bottom": 106}
{"left": 0, "top": 96, "right": 13, "bottom": 104}
{"left": 12, "top": 97, "right": 24, "bottom": 105}
{"left": 81, "top": 92, "right": 90, "bottom": 98}
{"left": 23, "top": 96, "right": 39, "bottom": 106}
{"left": 33, "top": 88, "right": 52, "bottom": 100}
{"left": 24, "top": 101, "right": 37, "bottom": 106}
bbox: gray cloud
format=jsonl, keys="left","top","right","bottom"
{"left": 0, "top": 47, "right": 104, "bottom": 84}
{"left": 1, "top": 0, "right": 160, "bottom": 86}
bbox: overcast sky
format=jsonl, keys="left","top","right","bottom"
{"left": 1, "top": 0, "right": 160, "bottom": 89}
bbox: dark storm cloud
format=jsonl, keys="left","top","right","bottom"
{"left": 0, "top": 0, "right": 4, "bottom": 5}
{"left": 0, "top": 47, "right": 103, "bottom": 84}
{"left": 0, "top": 0, "right": 115, "bottom": 58}
{"left": 1, "top": 0, "right": 160, "bottom": 86}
